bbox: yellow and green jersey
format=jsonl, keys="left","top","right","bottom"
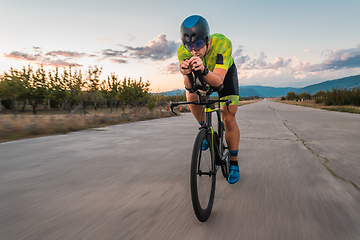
{"left": 178, "top": 33, "right": 239, "bottom": 103}
{"left": 177, "top": 33, "right": 234, "bottom": 71}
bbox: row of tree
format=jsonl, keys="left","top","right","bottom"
{"left": 0, "top": 65, "right": 186, "bottom": 114}
{"left": 283, "top": 88, "right": 360, "bottom": 106}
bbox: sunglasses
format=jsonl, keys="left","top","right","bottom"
{"left": 184, "top": 38, "right": 206, "bottom": 51}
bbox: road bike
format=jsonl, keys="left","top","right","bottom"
{"left": 170, "top": 70, "right": 231, "bottom": 222}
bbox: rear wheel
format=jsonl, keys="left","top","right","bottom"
{"left": 190, "top": 129, "right": 216, "bottom": 222}
{"left": 217, "top": 119, "right": 229, "bottom": 179}
{"left": 220, "top": 134, "right": 230, "bottom": 179}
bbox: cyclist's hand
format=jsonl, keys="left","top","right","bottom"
{"left": 189, "top": 56, "right": 205, "bottom": 72}
{"left": 179, "top": 59, "right": 192, "bottom": 75}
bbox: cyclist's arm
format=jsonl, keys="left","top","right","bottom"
{"left": 179, "top": 59, "right": 193, "bottom": 89}
{"left": 202, "top": 36, "right": 232, "bottom": 87}
{"left": 183, "top": 74, "right": 192, "bottom": 90}
{"left": 203, "top": 68, "right": 227, "bottom": 87}
{"left": 189, "top": 57, "right": 227, "bottom": 88}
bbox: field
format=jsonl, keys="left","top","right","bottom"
{"left": 0, "top": 99, "right": 262, "bottom": 143}
{"left": 273, "top": 99, "right": 360, "bottom": 114}
{"left": 0, "top": 106, "right": 175, "bottom": 143}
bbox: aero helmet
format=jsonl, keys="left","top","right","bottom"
{"left": 180, "top": 15, "right": 210, "bottom": 47}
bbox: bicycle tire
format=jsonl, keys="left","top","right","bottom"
{"left": 217, "top": 119, "right": 229, "bottom": 179}
{"left": 220, "top": 137, "right": 230, "bottom": 179}
{"left": 190, "top": 129, "right": 216, "bottom": 222}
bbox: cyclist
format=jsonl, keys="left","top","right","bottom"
{"left": 178, "top": 15, "right": 240, "bottom": 184}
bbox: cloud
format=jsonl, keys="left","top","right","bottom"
{"left": 3, "top": 51, "right": 40, "bottom": 62}
{"left": 109, "top": 58, "right": 128, "bottom": 64}
{"left": 33, "top": 47, "right": 42, "bottom": 53}
{"left": 46, "top": 51, "right": 87, "bottom": 58}
{"left": 119, "top": 34, "right": 179, "bottom": 60}
{"left": 237, "top": 44, "right": 360, "bottom": 75}
{"left": 239, "top": 52, "right": 291, "bottom": 71}
{"left": 233, "top": 46, "right": 250, "bottom": 65}
{"left": 100, "top": 34, "right": 179, "bottom": 64}
{"left": 3, "top": 50, "right": 83, "bottom": 67}
{"left": 124, "top": 34, "right": 135, "bottom": 41}
{"left": 102, "top": 49, "right": 127, "bottom": 58}
{"left": 101, "top": 49, "right": 128, "bottom": 64}
{"left": 39, "top": 58, "right": 83, "bottom": 67}
{"left": 237, "top": 44, "right": 360, "bottom": 87}
{"left": 160, "top": 62, "right": 179, "bottom": 75}
{"left": 303, "top": 49, "right": 309, "bottom": 53}
{"left": 301, "top": 45, "right": 360, "bottom": 72}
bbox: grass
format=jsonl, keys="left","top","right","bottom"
{"left": 273, "top": 99, "right": 360, "bottom": 114}
{"left": 0, "top": 99, "right": 261, "bottom": 143}
{"left": 0, "top": 106, "right": 174, "bottom": 143}
{"left": 238, "top": 99, "right": 262, "bottom": 106}
{"left": 323, "top": 106, "right": 360, "bottom": 114}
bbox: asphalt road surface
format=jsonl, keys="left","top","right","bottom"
{"left": 1, "top": 99, "right": 360, "bottom": 240}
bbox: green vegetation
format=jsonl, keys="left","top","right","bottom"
{"left": 323, "top": 106, "right": 360, "bottom": 114}
{"left": 282, "top": 88, "right": 360, "bottom": 107}
{"left": 0, "top": 65, "right": 190, "bottom": 142}
{"left": 239, "top": 96, "right": 261, "bottom": 101}
{"left": 0, "top": 65, "right": 186, "bottom": 115}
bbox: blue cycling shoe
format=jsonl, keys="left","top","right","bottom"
{"left": 228, "top": 165, "right": 239, "bottom": 184}
{"left": 202, "top": 139, "right": 209, "bottom": 151}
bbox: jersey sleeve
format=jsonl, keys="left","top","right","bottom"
{"left": 214, "top": 38, "right": 232, "bottom": 71}
{"left": 177, "top": 45, "right": 192, "bottom": 63}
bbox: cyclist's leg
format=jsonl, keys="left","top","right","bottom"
{"left": 221, "top": 103, "right": 240, "bottom": 184}
{"left": 220, "top": 104, "right": 240, "bottom": 159}
{"left": 186, "top": 91, "right": 204, "bottom": 123}
{"left": 218, "top": 63, "right": 240, "bottom": 162}
{"left": 186, "top": 91, "right": 210, "bottom": 150}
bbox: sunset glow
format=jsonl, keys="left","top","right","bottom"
{"left": 1, "top": 0, "right": 360, "bottom": 91}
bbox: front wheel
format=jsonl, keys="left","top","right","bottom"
{"left": 190, "top": 129, "right": 216, "bottom": 222}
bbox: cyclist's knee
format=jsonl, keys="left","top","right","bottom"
{"left": 222, "top": 108, "right": 237, "bottom": 123}
{"left": 223, "top": 115, "right": 236, "bottom": 127}
{"left": 186, "top": 92, "right": 197, "bottom": 101}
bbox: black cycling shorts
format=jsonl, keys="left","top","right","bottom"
{"left": 218, "top": 62, "right": 239, "bottom": 99}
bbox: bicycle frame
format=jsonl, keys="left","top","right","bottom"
{"left": 170, "top": 69, "right": 231, "bottom": 172}
{"left": 171, "top": 69, "right": 232, "bottom": 222}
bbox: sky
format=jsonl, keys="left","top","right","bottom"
{"left": 1, "top": 0, "right": 360, "bottom": 92}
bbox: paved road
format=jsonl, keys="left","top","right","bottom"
{"left": 1, "top": 99, "right": 360, "bottom": 239}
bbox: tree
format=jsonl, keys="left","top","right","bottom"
{"left": 27, "top": 66, "right": 48, "bottom": 114}
{"left": 299, "top": 92, "right": 311, "bottom": 100}
{"left": 117, "top": 77, "right": 151, "bottom": 109}
{"left": 101, "top": 72, "right": 120, "bottom": 113}
{"left": 48, "top": 67, "right": 67, "bottom": 109}
{"left": 86, "top": 66, "right": 102, "bottom": 111}
{"left": 285, "top": 91, "right": 297, "bottom": 100}
{"left": 61, "top": 67, "right": 80, "bottom": 112}
{"left": 0, "top": 68, "right": 26, "bottom": 116}
{"left": 72, "top": 69, "right": 86, "bottom": 114}
{"left": 313, "top": 90, "right": 325, "bottom": 98}
{"left": 313, "top": 90, "right": 325, "bottom": 103}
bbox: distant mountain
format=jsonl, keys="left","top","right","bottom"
{"left": 155, "top": 89, "right": 185, "bottom": 96}
{"left": 295, "top": 75, "right": 360, "bottom": 95}
{"left": 158, "top": 74, "right": 360, "bottom": 97}
{"left": 240, "top": 86, "right": 299, "bottom": 97}
{"left": 239, "top": 87, "right": 261, "bottom": 97}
